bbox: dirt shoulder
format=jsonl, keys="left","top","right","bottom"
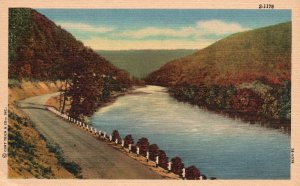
{"left": 8, "top": 80, "right": 76, "bottom": 178}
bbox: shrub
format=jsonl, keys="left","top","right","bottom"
{"left": 136, "top": 137, "right": 150, "bottom": 156}
{"left": 158, "top": 150, "right": 168, "bottom": 169}
{"left": 131, "top": 145, "right": 137, "bottom": 153}
{"left": 124, "top": 134, "right": 134, "bottom": 148}
{"left": 171, "top": 156, "right": 184, "bottom": 175}
{"left": 112, "top": 130, "right": 121, "bottom": 143}
{"left": 148, "top": 144, "right": 159, "bottom": 161}
{"left": 186, "top": 165, "right": 201, "bottom": 180}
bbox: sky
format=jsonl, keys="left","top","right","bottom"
{"left": 37, "top": 9, "right": 291, "bottom": 50}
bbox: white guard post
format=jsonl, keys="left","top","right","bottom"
{"left": 121, "top": 139, "right": 124, "bottom": 147}
{"left": 168, "top": 161, "right": 172, "bottom": 172}
{"left": 109, "top": 134, "right": 112, "bottom": 142}
{"left": 146, "top": 151, "right": 149, "bottom": 162}
{"left": 115, "top": 138, "right": 118, "bottom": 144}
{"left": 136, "top": 147, "right": 140, "bottom": 157}
{"left": 155, "top": 156, "right": 159, "bottom": 167}
{"left": 103, "top": 132, "right": 106, "bottom": 139}
{"left": 182, "top": 168, "right": 186, "bottom": 179}
{"left": 199, "top": 175, "right": 203, "bottom": 180}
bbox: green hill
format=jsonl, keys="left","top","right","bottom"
{"left": 97, "top": 49, "right": 196, "bottom": 79}
{"left": 146, "top": 22, "right": 291, "bottom": 86}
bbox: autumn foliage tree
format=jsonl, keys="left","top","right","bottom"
{"left": 136, "top": 137, "right": 150, "bottom": 156}
{"left": 112, "top": 130, "right": 121, "bottom": 143}
{"left": 186, "top": 166, "right": 201, "bottom": 180}
{"left": 229, "top": 88, "right": 263, "bottom": 115}
{"left": 148, "top": 144, "right": 159, "bottom": 161}
{"left": 131, "top": 145, "right": 137, "bottom": 154}
{"left": 171, "top": 157, "right": 184, "bottom": 176}
{"left": 158, "top": 150, "right": 168, "bottom": 169}
{"left": 124, "top": 135, "right": 134, "bottom": 148}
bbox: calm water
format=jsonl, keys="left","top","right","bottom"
{"left": 91, "top": 85, "right": 290, "bottom": 179}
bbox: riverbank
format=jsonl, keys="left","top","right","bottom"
{"left": 45, "top": 85, "right": 146, "bottom": 122}
{"left": 167, "top": 85, "right": 291, "bottom": 134}
{"left": 170, "top": 92, "right": 290, "bottom": 134}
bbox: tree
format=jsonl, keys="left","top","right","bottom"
{"left": 171, "top": 157, "right": 184, "bottom": 175}
{"left": 124, "top": 135, "right": 134, "bottom": 148}
{"left": 148, "top": 144, "right": 159, "bottom": 161}
{"left": 229, "top": 88, "right": 263, "bottom": 115}
{"left": 158, "top": 150, "right": 168, "bottom": 169}
{"left": 136, "top": 137, "right": 150, "bottom": 156}
{"left": 112, "top": 130, "right": 121, "bottom": 143}
{"left": 186, "top": 166, "right": 201, "bottom": 180}
{"left": 277, "top": 81, "right": 291, "bottom": 120}
{"left": 131, "top": 145, "right": 137, "bottom": 153}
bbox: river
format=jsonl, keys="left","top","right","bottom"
{"left": 90, "top": 85, "right": 290, "bottom": 179}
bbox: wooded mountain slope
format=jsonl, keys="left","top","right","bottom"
{"left": 146, "top": 22, "right": 291, "bottom": 87}
{"left": 9, "top": 8, "right": 133, "bottom": 117}
{"left": 9, "top": 8, "right": 132, "bottom": 86}
{"left": 146, "top": 22, "right": 291, "bottom": 129}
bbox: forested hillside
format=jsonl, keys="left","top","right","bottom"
{"left": 9, "top": 8, "right": 133, "bottom": 118}
{"left": 146, "top": 22, "right": 291, "bottom": 129}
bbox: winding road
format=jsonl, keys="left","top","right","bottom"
{"left": 18, "top": 93, "right": 162, "bottom": 179}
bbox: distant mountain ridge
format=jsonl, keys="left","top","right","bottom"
{"left": 146, "top": 22, "right": 291, "bottom": 87}
{"left": 96, "top": 49, "right": 196, "bottom": 79}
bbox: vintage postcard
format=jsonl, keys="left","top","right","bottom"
{"left": 0, "top": 0, "right": 299, "bottom": 186}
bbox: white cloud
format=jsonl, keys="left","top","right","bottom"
{"left": 197, "top": 20, "right": 249, "bottom": 35}
{"left": 120, "top": 27, "right": 199, "bottom": 39}
{"left": 118, "top": 20, "right": 249, "bottom": 39}
{"left": 57, "top": 22, "right": 114, "bottom": 33}
{"left": 60, "top": 19, "right": 249, "bottom": 50}
{"left": 84, "top": 37, "right": 214, "bottom": 50}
